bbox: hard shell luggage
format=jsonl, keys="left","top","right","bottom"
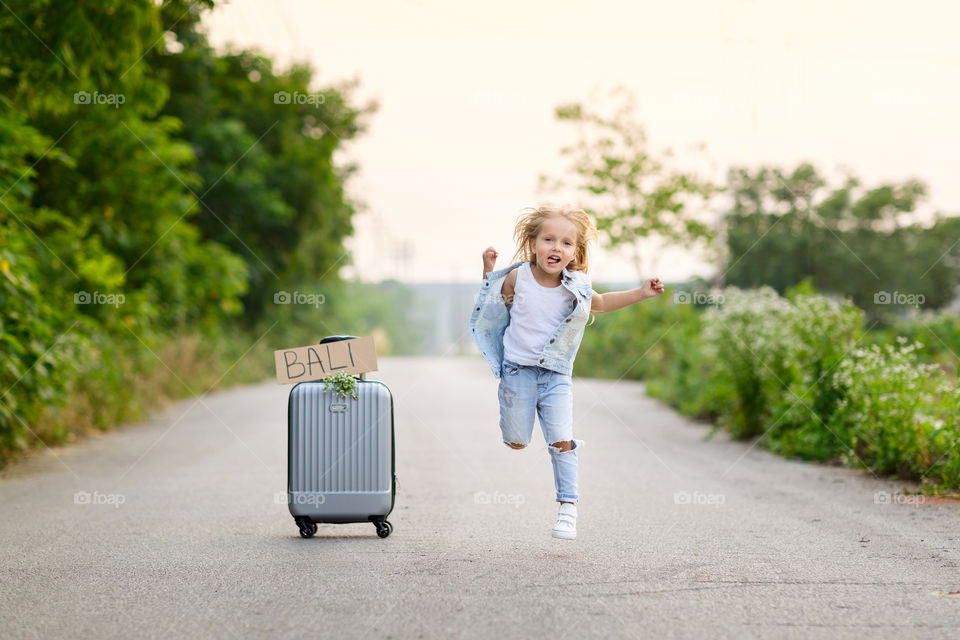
{"left": 287, "top": 335, "right": 396, "bottom": 538}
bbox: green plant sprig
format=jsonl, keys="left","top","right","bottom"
{"left": 322, "top": 371, "right": 359, "bottom": 399}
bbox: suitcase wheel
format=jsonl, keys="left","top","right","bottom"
{"left": 296, "top": 518, "right": 317, "bottom": 538}
{"left": 375, "top": 520, "right": 393, "bottom": 538}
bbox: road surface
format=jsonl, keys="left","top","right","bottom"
{"left": 1, "top": 356, "right": 958, "bottom": 638}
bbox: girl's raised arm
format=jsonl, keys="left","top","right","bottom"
{"left": 592, "top": 278, "right": 664, "bottom": 313}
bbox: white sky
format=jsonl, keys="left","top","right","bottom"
{"left": 202, "top": 0, "right": 960, "bottom": 285}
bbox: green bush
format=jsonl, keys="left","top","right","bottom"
{"left": 828, "top": 339, "right": 960, "bottom": 485}
{"left": 577, "top": 281, "right": 960, "bottom": 491}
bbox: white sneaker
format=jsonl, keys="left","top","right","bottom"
{"left": 551, "top": 502, "right": 577, "bottom": 539}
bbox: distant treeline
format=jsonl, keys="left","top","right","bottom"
{"left": 721, "top": 163, "right": 960, "bottom": 320}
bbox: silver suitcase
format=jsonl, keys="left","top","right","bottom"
{"left": 287, "top": 336, "right": 396, "bottom": 538}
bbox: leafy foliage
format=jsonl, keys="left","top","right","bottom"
{"left": 322, "top": 371, "right": 359, "bottom": 400}
{"left": 577, "top": 283, "right": 960, "bottom": 490}
{"left": 722, "top": 163, "right": 960, "bottom": 319}
{"left": 542, "top": 86, "right": 724, "bottom": 278}
{"left": 0, "top": 1, "right": 409, "bottom": 464}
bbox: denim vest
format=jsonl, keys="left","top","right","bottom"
{"left": 469, "top": 260, "right": 593, "bottom": 378}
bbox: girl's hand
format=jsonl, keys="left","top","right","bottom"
{"left": 641, "top": 277, "right": 665, "bottom": 298}
{"left": 482, "top": 246, "right": 498, "bottom": 275}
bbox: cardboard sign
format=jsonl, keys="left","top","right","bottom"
{"left": 274, "top": 336, "right": 378, "bottom": 384}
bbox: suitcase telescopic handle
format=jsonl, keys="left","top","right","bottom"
{"left": 319, "top": 335, "right": 366, "bottom": 381}
{"left": 319, "top": 335, "right": 358, "bottom": 344}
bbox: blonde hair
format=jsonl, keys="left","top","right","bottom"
{"left": 510, "top": 205, "right": 599, "bottom": 273}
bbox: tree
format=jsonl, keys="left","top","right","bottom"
{"left": 540, "top": 86, "right": 723, "bottom": 280}
{"left": 151, "top": 26, "right": 376, "bottom": 324}
{"left": 0, "top": 0, "right": 375, "bottom": 458}
{"left": 722, "top": 163, "right": 960, "bottom": 319}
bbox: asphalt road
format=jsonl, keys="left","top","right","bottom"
{"left": 1, "top": 356, "right": 958, "bottom": 639}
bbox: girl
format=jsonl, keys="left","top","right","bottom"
{"left": 469, "top": 205, "right": 665, "bottom": 540}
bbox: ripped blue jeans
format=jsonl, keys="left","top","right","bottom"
{"left": 498, "top": 358, "right": 582, "bottom": 503}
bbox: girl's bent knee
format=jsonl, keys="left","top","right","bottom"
{"left": 546, "top": 439, "right": 582, "bottom": 455}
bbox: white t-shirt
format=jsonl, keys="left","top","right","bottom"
{"left": 503, "top": 262, "right": 577, "bottom": 366}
